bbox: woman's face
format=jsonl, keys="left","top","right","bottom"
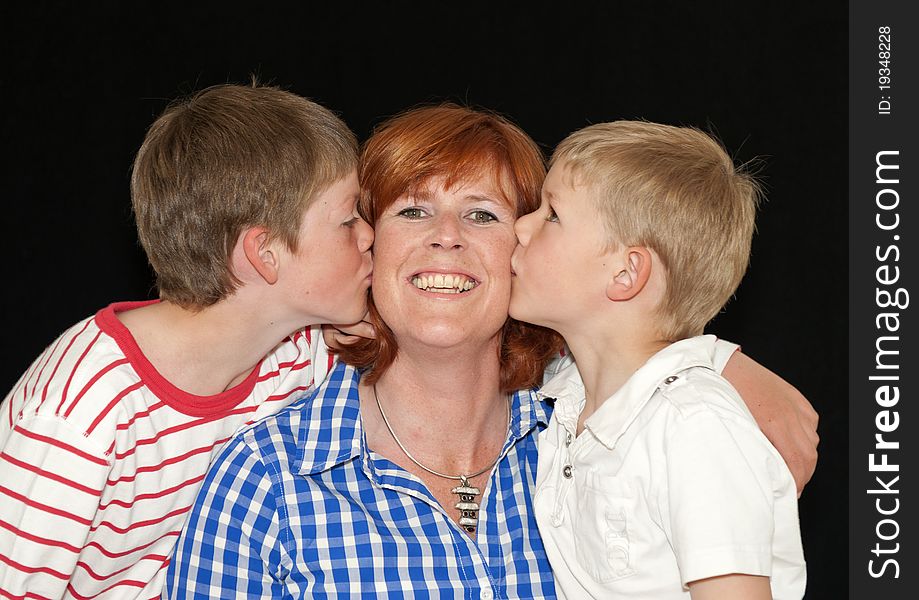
{"left": 371, "top": 174, "right": 518, "bottom": 351}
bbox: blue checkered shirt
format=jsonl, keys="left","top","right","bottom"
{"left": 164, "top": 361, "right": 557, "bottom": 599}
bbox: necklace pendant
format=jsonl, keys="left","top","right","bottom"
{"left": 452, "top": 476, "right": 482, "bottom": 533}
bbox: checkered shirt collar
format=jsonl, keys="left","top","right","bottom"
{"left": 293, "top": 362, "right": 551, "bottom": 476}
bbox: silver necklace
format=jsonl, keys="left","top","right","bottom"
{"left": 373, "top": 383, "right": 510, "bottom": 533}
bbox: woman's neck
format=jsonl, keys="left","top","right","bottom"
{"left": 358, "top": 336, "right": 512, "bottom": 539}
{"left": 361, "top": 338, "right": 508, "bottom": 474}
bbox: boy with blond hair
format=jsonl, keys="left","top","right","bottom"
{"left": 510, "top": 121, "right": 806, "bottom": 599}
{"left": 0, "top": 84, "right": 373, "bottom": 598}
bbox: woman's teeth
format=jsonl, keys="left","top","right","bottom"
{"left": 411, "top": 273, "right": 477, "bottom": 294}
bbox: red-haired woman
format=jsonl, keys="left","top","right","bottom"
{"left": 167, "top": 105, "right": 817, "bottom": 598}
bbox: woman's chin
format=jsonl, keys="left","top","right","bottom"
{"left": 395, "top": 320, "right": 503, "bottom": 352}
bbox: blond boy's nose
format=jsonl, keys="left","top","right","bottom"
{"left": 514, "top": 212, "right": 533, "bottom": 244}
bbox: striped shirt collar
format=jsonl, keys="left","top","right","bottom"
{"left": 294, "top": 363, "right": 551, "bottom": 476}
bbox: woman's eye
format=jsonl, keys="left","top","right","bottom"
{"left": 469, "top": 210, "right": 498, "bottom": 224}
{"left": 546, "top": 206, "right": 559, "bottom": 223}
{"left": 342, "top": 215, "right": 359, "bottom": 227}
{"left": 397, "top": 207, "right": 426, "bottom": 219}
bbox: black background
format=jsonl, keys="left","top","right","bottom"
{"left": 1, "top": 2, "right": 846, "bottom": 597}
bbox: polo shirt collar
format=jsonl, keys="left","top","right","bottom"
{"left": 294, "top": 362, "right": 550, "bottom": 476}
{"left": 537, "top": 335, "right": 719, "bottom": 450}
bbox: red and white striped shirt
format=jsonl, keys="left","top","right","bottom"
{"left": 0, "top": 301, "right": 333, "bottom": 599}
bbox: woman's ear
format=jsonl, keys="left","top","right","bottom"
{"left": 241, "top": 227, "right": 280, "bottom": 285}
{"left": 607, "top": 247, "right": 653, "bottom": 301}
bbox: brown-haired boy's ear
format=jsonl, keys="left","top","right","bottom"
{"left": 241, "top": 227, "right": 280, "bottom": 285}
{"left": 606, "top": 247, "right": 652, "bottom": 301}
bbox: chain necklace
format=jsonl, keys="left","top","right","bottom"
{"left": 373, "top": 383, "right": 510, "bottom": 533}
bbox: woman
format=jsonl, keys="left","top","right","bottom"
{"left": 166, "top": 105, "right": 816, "bottom": 598}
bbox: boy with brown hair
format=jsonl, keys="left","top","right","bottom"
{"left": 0, "top": 84, "right": 373, "bottom": 598}
{"left": 510, "top": 121, "right": 806, "bottom": 599}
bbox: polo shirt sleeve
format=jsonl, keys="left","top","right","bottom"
{"left": 659, "top": 385, "right": 788, "bottom": 589}
{"left": 165, "top": 431, "right": 285, "bottom": 599}
{"left": 711, "top": 338, "right": 740, "bottom": 373}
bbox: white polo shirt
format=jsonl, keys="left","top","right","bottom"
{"left": 534, "top": 335, "right": 806, "bottom": 599}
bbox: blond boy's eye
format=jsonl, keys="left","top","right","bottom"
{"left": 546, "top": 206, "right": 559, "bottom": 223}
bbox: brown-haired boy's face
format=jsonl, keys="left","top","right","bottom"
{"left": 278, "top": 170, "right": 374, "bottom": 326}
{"left": 509, "top": 162, "right": 614, "bottom": 333}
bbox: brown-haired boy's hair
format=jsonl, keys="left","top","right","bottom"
{"left": 551, "top": 121, "right": 761, "bottom": 341}
{"left": 335, "top": 104, "right": 563, "bottom": 392}
{"left": 131, "top": 83, "right": 358, "bottom": 307}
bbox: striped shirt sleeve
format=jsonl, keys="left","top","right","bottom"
{"left": 0, "top": 412, "right": 112, "bottom": 598}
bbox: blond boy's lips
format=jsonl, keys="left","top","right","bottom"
{"left": 510, "top": 246, "right": 522, "bottom": 275}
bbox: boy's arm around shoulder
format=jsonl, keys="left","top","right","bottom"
{"left": 0, "top": 408, "right": 111, "bottom": 598}
{"left": 688, "top": 573, "right": 773, "bottom": 600}
{"left": 165, "top": 427, "right": 283, "bottom": 598}
{"left": 722, "top": 350, "right": 819, "bottom": 495}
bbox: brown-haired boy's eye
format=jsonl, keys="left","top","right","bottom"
{"left": 546, "top": 206, "right": 559, "bottom": 223}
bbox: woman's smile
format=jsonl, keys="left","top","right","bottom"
{"left": 409, "top": 270, "right": 480, "bottom": 295}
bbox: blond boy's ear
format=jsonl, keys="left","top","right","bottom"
{"left": 239, "top": 226, "right": 280, "bottom": 285}
{"left": 606, "top": 247, "right": 652, "bottom": 301}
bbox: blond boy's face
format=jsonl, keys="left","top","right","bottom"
{"left": 278, "top": 170, "right": 374, "bottom": 325}
{"left": 509, "top": 162, "right": 615, "bottom": 332}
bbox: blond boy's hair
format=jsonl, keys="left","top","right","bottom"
{"left": 131, "top": 83, "right": 357, "bottom": 308}
{"left": 551, "top": 121, "right": 760, "bottom": 341}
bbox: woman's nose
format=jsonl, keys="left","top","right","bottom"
{"left": 427, "top": 213, "right": 465, "bottom": 249}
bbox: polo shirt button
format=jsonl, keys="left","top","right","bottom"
{"left": 664, "top": 375, "right": 678, "bottom": 384}
{"left": 565, "top": 432, "right": 572, "bottom": 446}
{"left": 563, "top": 464, "right": 573, "bottom": 478}
{"left": 481, "top": 588, "right": 494, "bottom": 599}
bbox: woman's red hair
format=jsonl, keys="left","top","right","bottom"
{"left": 335, "top": 104, "right": 563, "bottom": 393}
